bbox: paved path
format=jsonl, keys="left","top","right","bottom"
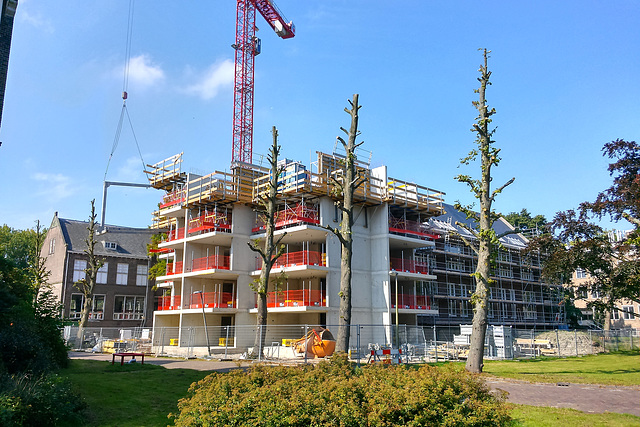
{"left": 69, "top": 352, "right": 640, "bottom": 417}
{"left": 484, "top": 377, "right": 640, "bottom": 417}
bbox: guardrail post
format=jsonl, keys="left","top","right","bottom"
{"left": 224, "top": 326, "right": 230, "bottom": 359}
{"left": 304, "top": 324, "right": 308, "bottom": 364}
{"left": 356, "top": 325, "right": 361, "bottom": 368}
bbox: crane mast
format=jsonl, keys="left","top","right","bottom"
{"left": 232, "top": 0, "right": 294, "bottom": 165}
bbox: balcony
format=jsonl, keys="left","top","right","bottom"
{"left": 166, "top": 261, "right": 183, "bottom": 275}
{"left": 157, "top": 295, "right": 182, "bottom": 311}
{"left": 188, "top": 291, "right": 236, "bottom": 309}
{"left": 255, "top": 250, "right": 326, "bottom": 270}
{"left": 390, "top": 257, "right": 430, "bottom": 275}
{"left": 159, "top": 189, "right": 185, "bottom": 209}
{"left": 258, "top": 289, "right": 326, "bottom": 309}
{"left": 187, "top": 214, "right": 231, "bottom": 235}
{"left": 252, "top": 203, "right": 320, "bottom": 233}
{"left": 391, "top": 294, "right": 433, "bottom": 310}
{"left": 388, "top": 215, "right": 440, "bottom": 241}
{"left": 166, "top": 227, "right": 186, "bottom": 242}
{"left": 190, "top": 254, "right": 230, "bottom": 272}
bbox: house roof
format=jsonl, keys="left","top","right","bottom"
{"left": 430, "top": 203, "right": 528, "bottom": 249}
{"left": 57, "top": 217, "right": 155, "bottom": 259}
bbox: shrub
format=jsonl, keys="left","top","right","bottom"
{"left": 172, "top": 355, "right": 511, "bottom": 426}
{"left": 0, "top": 372, "right": 86, "bottom": 426}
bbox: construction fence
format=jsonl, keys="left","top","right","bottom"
{"left": 65, "top": 324, "right": 639, "bottom": 364}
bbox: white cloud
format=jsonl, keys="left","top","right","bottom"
{"left": 32, "top": 172, "right": 75, "bottom": 201}
{"left": 124, "top": 54, "right": 165, "bottom": 89}
{"left": 183, "top": 59, "right": 234, "bottom": 100}
{"left": 114, "top": 156, "right": 146, "bottom": 182}
{"left": 19, "top": 8, "right": 54, "bottom": 33}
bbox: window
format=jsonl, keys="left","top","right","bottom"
{"left": 446, "top": 259, "right": 465, "bottom": 272}
{"left": 73, "top": 260, "right": 86, "bottom": 282}
{"left": 113, "top": 295, "right": 145, "bottom": 320}
{"left": 497, "top": 251, "right": 511, "bottom": 263}
{"left": 447, "top": 283, "right": 457, "bottom": 297}
{"left": 104, "top": 241, "right": 117, "bottom": 250}
{"left": 498, "top": 267, "right": 513, "bottom": 278}
{"left": 96, "top": 262, "right": 108, "bottom": 284}
{"left": 116, "top": 263, "right": 129, "bottom": 285}
{"left": 576, "top": 269, "right": 587, "bottom": 279}
{"left": 444, "top": 243, "right": 462, "bottom": 254}
{"left": 611, "top": 309, "right": 620, "bottom": 321}
{"left": 48, "top": 238, "right": 55, "bottom": 255}
{"left": 460, "top": 300, "right": 470, "bottom": 317}
{"left": 523, "top": 291, "right": 536, "bottom": 303}
{"left": 448, "top": 300, "right": 458, "bottom": 317}
{"left": 136, "top": 265, "right": 148, "bottom": 286}
{"left": 622, "top": 305, "right": 635, "bottom": 320}
{"left": 69, "top": 293, "right": 105, "bottom": 320}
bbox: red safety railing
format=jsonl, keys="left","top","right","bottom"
{"left": 166, "top": 261, "right": 183, "bottom": 275}
{"left": 252, "top": 203, "right": 320, "bottom": 233}
{"left": 258, "top": 289, "right": 326, "bottom": 308}
{"left": 390, "top": 257, "right": 429, "bottom": 275}
{"left": 189, "top": 291, "right": 236, "bottom": 309}
{"left": 388, "top": 215, "right": 440, "bottom": 240}
{"left": 391, "top": 294, "right": 432, "bottom": 310}
{"left": 157, "top": 295, "right": 182, "bottom": 311}
{"left": 166, "top": 227, "right": 186, "bottom": 242}
{"left": 255, "top": 250, "right": 326, "bottom": 270}
{"left": 188, "top": 214, "right": 232, "bottom": 235}
{"left": 191, "top": 254, "right": 231, "bottom": 271}
{"left": 160, "top": 189, "right": 185, "bottom": 209}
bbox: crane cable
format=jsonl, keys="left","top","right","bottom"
{"left": 104, "top": 0, "right": 146, "bottom": 182}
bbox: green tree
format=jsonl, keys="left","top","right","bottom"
{"left": 322, "top": 94, "right": 367, "bottom": 353}
{"left": 504, "top": 209, "right": 547, "bottom": 235}
{"left": 248, "top": 126, "right": 287, "bottom": 358}
{"left": 454, "top": 50, "right": 515, "bottom": 373}
{"left": 530, "top": 139, "right": 640, "bottom": 329}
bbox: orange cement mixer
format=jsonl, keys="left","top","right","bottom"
{"left": 292, "top": 328, "right": 336, "bottom": 358}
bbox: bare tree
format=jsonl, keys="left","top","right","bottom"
{"left": 75, "top": 199, "right": 104, "bottom": 340}
{"left": 247, "top": 126, "right": 287, "bottom": 357}
{"left": 323, "top": 94, "right": 367, "bottom": 353}
{"left": 454, "top": 50, "right": 515, "bottom": 373}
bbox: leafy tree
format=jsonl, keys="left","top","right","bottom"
{"left": 454, "top": 50, "right": 515, "bottom": 373}
{"left": 74, "top": 200, "right": 104, "bottom": 340}
{"left": 322, "top": 94, "right": 367, "bottom": 353}
{"left": 529, "top": 140, "right": 640, "bottom": 329}
{"left": 504, "top": 209, "right": 547, "bottom": 235}
{"left": 0, "top": 224, "right": 40, "bottom": 271}
{"left": 247, "top": 127, "right": 287, "bottom": 357}
{"left": 587, "top": 139, "right": 640, "bottom": 237}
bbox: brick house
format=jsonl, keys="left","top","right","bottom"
{"left": 41, "top": 212, "right": 158, "bottom": 327}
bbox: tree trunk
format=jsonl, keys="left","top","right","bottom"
{"left": 248, "top": 126, "right": 283, "bottom": 358}
{"left": 465, "top": 51, "right": 495, "bottom": 374}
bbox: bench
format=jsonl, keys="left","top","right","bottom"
{"left": 112, "top": 352, "right": 145, "bottom": 366}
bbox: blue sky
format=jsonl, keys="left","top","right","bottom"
{"left": 1, "top": 1, "right": 639, "bottom": 231}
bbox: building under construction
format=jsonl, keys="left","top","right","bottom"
{"left": 147, "top": 151, "right": 564, "bottom": 356}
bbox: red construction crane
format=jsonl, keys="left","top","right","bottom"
{"left": 232, "top": 0, "right": 295, "bottom": 165}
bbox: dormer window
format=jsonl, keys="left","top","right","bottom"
{"left": 104, "top": 241, "right": 117, "bottom": 250}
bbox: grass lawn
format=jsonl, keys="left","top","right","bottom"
{"left": 482, "top": 350, "right": 640, "bottom": 386}
{"left": 60, "top": 352, "right": 640, "bottom": 426}
{"left": 62, "top": 359, "right": 212, "bottom": 426}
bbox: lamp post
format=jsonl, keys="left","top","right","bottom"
{"left": 391, "top": 270, "right": 399, "bottom": 348}
{"left": 193, "top": 291, "right": 211, "bottom": 356}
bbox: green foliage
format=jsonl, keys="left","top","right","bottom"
{"left": 504, "top": 209, "right": 547, "bottom": 234}
{"left": 0, "top": 372, "right": 86, "bottom": 426}
{"left": 172, "top": 355, "right": 511, "bottom": 426}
